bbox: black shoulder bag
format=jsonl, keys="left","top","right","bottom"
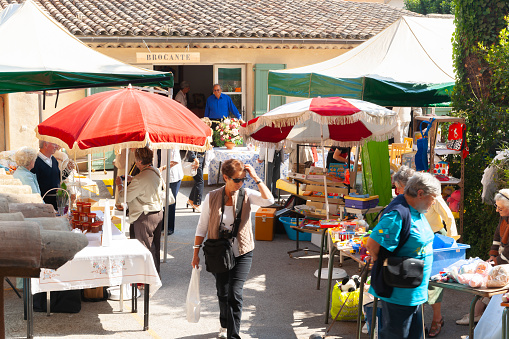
{"left": 371, "top": 196, "right": 424, "bottom": 297}
{"left": 203, "top": 188, "right": 245, "bottom": 273}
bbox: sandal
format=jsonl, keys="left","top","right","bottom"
{"left": 428, "top": 317, "right": 444, "bottom": 337}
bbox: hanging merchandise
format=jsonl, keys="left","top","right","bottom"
{"left": 446, "top": 122, "right": 465, "bottom": 151}
{"left": 415, "top": 119, "right": 435, "bottom": 171}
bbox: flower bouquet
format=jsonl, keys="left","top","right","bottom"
{"left": 213, "top": 118, "right": 244, "bottom": 147}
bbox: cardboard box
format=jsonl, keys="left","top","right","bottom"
{"left": 255, "top": 208, "right": 276, "bottom": 241}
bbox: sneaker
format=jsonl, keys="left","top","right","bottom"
{"left": 218, "top": 327, "right": 227, "bottom": 339}
{"left": 456, "top": 313, "right": 481, "bottom": 325}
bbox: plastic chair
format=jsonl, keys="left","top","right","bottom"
{"left": 389, "top": 143, "right": 407, "bottom": 169}
{"left": 404, "top": 137, "right": 413, "bottom": 150}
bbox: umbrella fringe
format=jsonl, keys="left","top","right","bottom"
{"left": 244, "top": 129, "right": 395, "bottom": 148}
{"left": 242, "top": 110, "right": 397, "bottom": 137}
{"left": 36, "top": 129, "right": 213, "bottom": 157}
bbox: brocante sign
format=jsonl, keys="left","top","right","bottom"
{"left": 136, "top": 53, "right": 200, "bottom": 64}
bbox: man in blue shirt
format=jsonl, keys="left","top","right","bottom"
{"left": 204, "top": 84, "right": 241, "bottom": 121}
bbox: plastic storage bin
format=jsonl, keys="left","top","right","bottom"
{"left": 431, "top": 243, "right": 470, "bottom": 276}
{"left": 344, "top": 195, "right": 379, "bottom": 209}
{"left": 279, "top": 217, "right": 312, "bottom": 241}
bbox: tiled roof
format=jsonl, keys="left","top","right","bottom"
{"left": 0, "top": 0, "right": 420, "bottom": 40}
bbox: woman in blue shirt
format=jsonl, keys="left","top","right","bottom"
{"left": 13, "top": 147, "right": 41, "bottom": 195}
{"left": 366, "top": 172, "right": 441, "bottom": 339}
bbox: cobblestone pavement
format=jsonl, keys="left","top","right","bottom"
{"left": 4, "top": 171, "right": 474, "bottom": 338}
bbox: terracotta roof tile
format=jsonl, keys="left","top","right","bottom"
{"left": 1, "top": 0, "right": 421, "bottom": 40}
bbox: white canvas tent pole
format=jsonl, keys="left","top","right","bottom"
{"left": 87, "top": 154, "right": 92, "bottom": 181}
{"left": 163, "top": 149, "right": 171, "bottom": 263}
{"left": 320, "top": 125, "right": 329, "bottom": 220}
{"left": 264, "top": 147, "right": 268, "bottom": 187}
{"left": 38, "top": 93, "right": 43, "bottom": 123}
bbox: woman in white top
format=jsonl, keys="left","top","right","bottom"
{"left": 192, "top": 159, "right": 274, "bottom": 339}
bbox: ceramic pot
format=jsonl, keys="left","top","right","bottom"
{"left": 224, "top": 142, "right": 235, "bottom": 149}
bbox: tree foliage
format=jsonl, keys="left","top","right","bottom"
{"left": 452, "top": 0, "right": 509, "bottom": 257}
{"left": 404, "top": 0, "right": 453, "bottom": 14}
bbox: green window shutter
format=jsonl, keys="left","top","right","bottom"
{"left": 253, "top": 64, "right": 286, "bottom": 117}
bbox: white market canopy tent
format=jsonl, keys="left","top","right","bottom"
{"left": 268, "top": 16, "right": 455, "bottom": 107}
{"left": 0, "top": 0, "right": 173, "bottom": 94}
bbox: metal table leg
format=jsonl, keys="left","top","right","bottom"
{"left": 370, "top": 298, "right": 378, "bottom": 339}
{"left": 316, "top": 229, "right": 327, "bottom": 290}
{"left": 143, "top": 284, "right": 149, "bottom": 330}
{"left": 131, "top": 284, "right": 137, "bottom": 313}
{"left": 26, "top": 278, "right": 33, "bottom": 339}
{"left": 324, "top": 246, "right": 337, "bottom": 324}
{"left": 469, "top": 295, "right": 481, "bottom": 339}
{"left": 503, "top": 306, "right": 509, "bottom": 339}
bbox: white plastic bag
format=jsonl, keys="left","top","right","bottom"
{"left": 186, "top": 266, "right": 201, "bottom": 323}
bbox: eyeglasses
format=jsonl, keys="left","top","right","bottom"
{"left": 496, "top": 204, "right": 503, "bottom": 211}
{"left": 213, "top": 89, "right": 221, "bottom": 92}
{"left": 229, "top": 177, "right": 246, "bottom": 183}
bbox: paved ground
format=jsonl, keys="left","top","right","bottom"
{"left": 4, "top": 171, "right": 475, "bottom": 338}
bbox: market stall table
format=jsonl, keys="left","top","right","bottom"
{"left": 429, "top": 280, "right": 509, "bottom": 339}
{"left": 207, "top": 147, "right": 289, "bottom": 189}
{"left": 28, "top": 238, "right": 161, "bottom": 336}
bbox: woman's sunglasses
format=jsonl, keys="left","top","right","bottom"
{"left": 229, "top": 177, "right": 246, "bottom": 183}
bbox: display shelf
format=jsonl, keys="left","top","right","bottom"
{"left": 413, "top": 115, "right": 465, "bottom": 235}
{"left": 294, "top": 178, "right": 349, "bottom": 188}
{"left": 344, "top": 205, "right": 385, "bottom": 215}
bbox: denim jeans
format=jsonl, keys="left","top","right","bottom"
{"left": 266, "top": 149, "right": 282, "bottom": 197}
{"left": 379, "top": 300, "right": 423, "bottom": 339}
{"left": 189, "top": 155, "right": 205, "bottom": 205}
{"left": 166, "top": 180, "right": 181, "bottom": 234}
{"left": 214, "top": 251, "right": 253, "bottom": 339}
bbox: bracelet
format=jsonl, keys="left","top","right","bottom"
{"left": 255, "top": 180, "right": 262, "bottom": 185}
{"left": 193, "top": 244, "right": 202, "bottom": 249}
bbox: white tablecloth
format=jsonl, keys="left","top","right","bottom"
{"left": 32, "top": 239, "right": 162, "bottom": 297}
{"left": 207, "top": 147, "right": 289, "bottom": 189}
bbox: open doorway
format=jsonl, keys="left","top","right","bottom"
{"left": 154, "top": 65, "right": 213, "bottom": 118}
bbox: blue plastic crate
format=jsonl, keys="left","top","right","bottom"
{"left": 431, "top": 243, "right": 470, "bottom": 276}
{"left": 279, "top": 217, "right": 312, "bottom": 241}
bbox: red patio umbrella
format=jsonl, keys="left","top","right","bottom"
{"left": 241, "top": 97, "right": 397, "bottom": 147}
{"left": 36, "top": 87, "right": 212, "bottom": 156}
{"left": 36, "top": 87, "right": 212, "bottom": 261}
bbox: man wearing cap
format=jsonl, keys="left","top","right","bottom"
{"left": 175, "top": 81, "right": 190, "bottom": 107}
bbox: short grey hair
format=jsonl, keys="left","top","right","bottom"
{"left": 495, "top": 189, "right": 509, "bottom": 209}
{"left": 404, "top": 172, "right": 441, "bottom": 198}
{"left": 15, "top": 147, "right": 38, "bottom": 168}
{"left": 180, "top": 81, "right": 190, "bottom": 89}
{"left": 213, "top": 83, "right": 222, "bottom": 90}
{"left": 393, "top": 165, "right": 415, "bottom": 187}
{"left": 39, "top": 140, "right": 47, "bottom": 149}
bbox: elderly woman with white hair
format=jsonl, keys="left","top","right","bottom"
{"left": 13, "top": 146, "right": 41, "bottom": 195}
{"left": 367, "top": 172, "right": 441, "bottom": 339}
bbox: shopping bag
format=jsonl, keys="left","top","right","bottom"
{"left": 473, "top": 294, "right": 503, "bottom": 339}
{"left": 182, "top": 161, "right": 198, "bottom": 177}
{"left": 446, "top": 122, "right": 465, "bottom": 151}
{"left": 415, "top": 119, "right": 434, "bottom": 171}
{"left": 330, "top": 283, "right": 359, "bottom": 321}
{"left": 186, "top": 266, "right": 201, "bottom": 323}
{"left": 182, "top": 151, "right": 198, "bottom": 177}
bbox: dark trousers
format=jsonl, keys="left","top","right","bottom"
{"left": 266, "top": 150, "right": 282, "bottom": 197}
{"left": 214, "top": 251, "right": 253, "bottom": 339}
{"left": 130, "top": 210, "right": 163, "bottom": 275}
{"left": 166, "top": 180, "right": 181, "bottom": 234}
{"left": 189, "top": 156, "right": 205, "bottom": 205}
{"left": 379, "top": 300, "right": 423, "bottom": 339}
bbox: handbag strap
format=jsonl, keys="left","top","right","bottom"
{"left": 219, "top": 187, "right": 245, "bottom": 238}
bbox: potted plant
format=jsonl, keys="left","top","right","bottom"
{"left": 213, "top": 118, "right": 243, "bottom": 149}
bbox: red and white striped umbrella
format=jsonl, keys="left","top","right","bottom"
{"left": 241, "top": 97, "right": 397, "bottom": 146}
